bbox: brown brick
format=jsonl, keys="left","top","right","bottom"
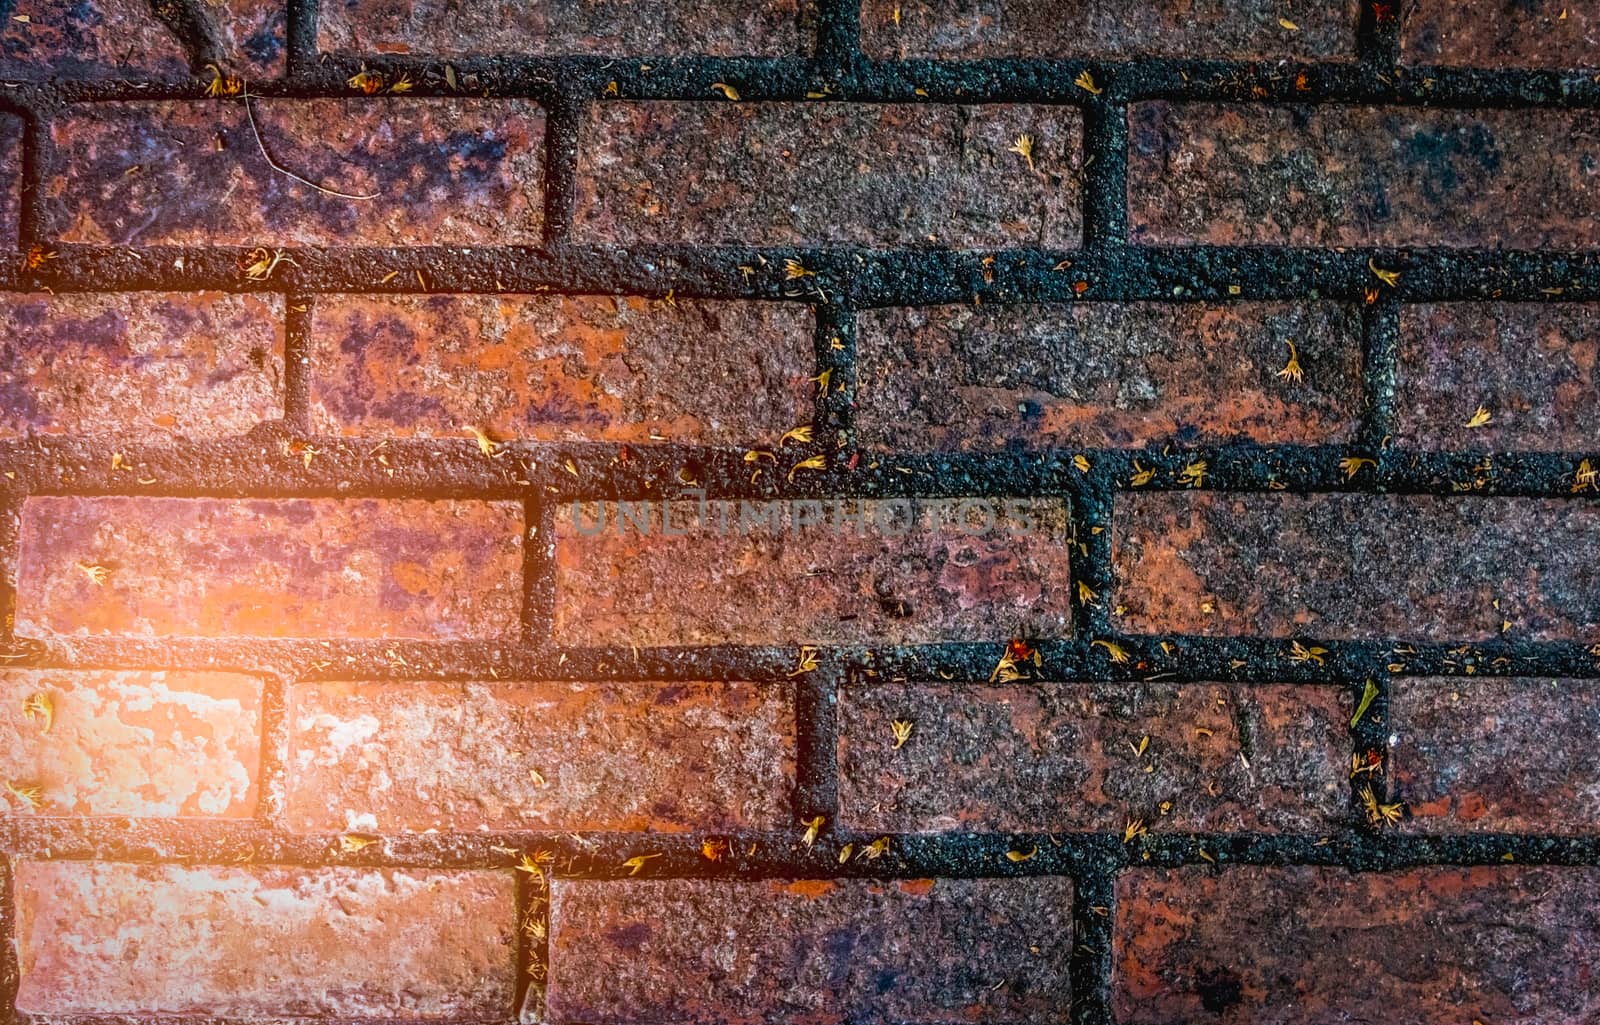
{"left": 0, "top": 670, "right": 260, "bottom": 818}
{"left": 839, "top": 682, "right": 1348, "bottom": 834}
{"left": 1404, "top": 0, "right": 1599, "bottom": 68}
{"left": 0, "top": 292, "right": 284, "bottom": 441}
{"left": 1398, "top": 303, "right": 1600, "bottom": 452}
{"left": 13, "top": 861, "right": 517, "bottom": 1017}
{"left": 308, "top": 295, "right": 813, "bottom": 445}
{"left": 16, "top": 497, "right": 522, "bottom": 639}
{"left": 1113, "top": 493, "right": 1600, "bottom": 640}
{"left": 47, "top": 98, "right": 543, "bottom": 246}
{"left": 320, "top": 0, "right": 811, "bottom": 55}
{"left": 857, "top": 303, "right": 1361, "bottom": 452}
{"left": 0, "top": 0, "right": 283, "bottom": 81}
{"left": 576, "top": 103, "right": 1081, "bottom": 247}
{"left": 1129, "top": 103, "right": 1600, "bottom": 248}
{"left": 863, "top": 0, "right": 1358, "bottom": 59}
{"left": 553, "top": 499, "right": 1073, "bottom": 646}
{"left": 1395, "top": 677, "right": 1600, "bottom": 835}
{"left": 547, "top": 877, "right": 1075, "bottom": 1025}
{"left": 1115, "top": 865, "right": 1600, "bottom": 1024}
{"left": 285, "top": 679, "right": 793, "bottom": 833}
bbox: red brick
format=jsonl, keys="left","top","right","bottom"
{"left": 0, "top": 292, "right": 284, "bottom": 441}
{"left": 1114, "top": 493, "right": 1600, "bottom": 641}
{"left": 0, "top": 670, "right": 260, "bottom": 818}
{"left": 16, "top": 497, "right": 522, "bottom": 639}
{"left": 1398, "top": 303, "right": 1600, "bottom": 452}
{"left": 1115, "top": 865, "right": 1600, "bottom": 1023}
{"left": 47, "top": 99, "right": 543, "bottom": 246}
{"left": 863, "top": 0, "right": 1358, "bottom": 59}
{"left": 309, "top": 295, "right": 814, "bottom": 445}
{"left": 1404, "top": 0, "right": 1599, "bottom": 68}
{"left": 857, "top": 303, "right": 1361, "bottom": 452}
{"left": 576, "top": 103, "right": 1081, "bottom": 247}
{"left": 553, "top": 499, "right": 1072, "bottom": 646}
{"left": 319, "top": 0, "right": 811, "bottom": 55}
{"left": 0, "top": 0, "right": 283, "bottom": 80}
{"left": 838, "top": 682, "right": 1347, "bottom": 834}
{"left": 13, "top": 861, "right": 517, "bottom": 1018}
{"left": 1129, "top": 103, "right": 1600, "bottom": 248}
{"left": 547, "top": 877, "right": 1074, "bottom": 1025}
{"left": 1395, "top": 677, "right": 1600, "bottom": 835}
{"left": 285, "top": 679, "right": 792, "bottom": 833}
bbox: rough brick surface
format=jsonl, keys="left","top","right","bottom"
{"left": 320, "top": 0, "right": 812, "bottom": 55}
{"left": 1397, "top": 303, "right": 1600, "bottom": 452}
{"left": 1114, "top": 493, "right": 1600, "bottom": 640}
{"left": 547, "top": 877, "right": 1075, "bottom": 1025}
{"left": 577, "top": 103, "right": 1082, "bottom": 247}
{"left": 47, "top": 99, "right": 543, "bottom": 246}
{"left": 13, "top": 862, "right": 518, "bottom": 1017}
{"left": 0, "top": 670, "right": 260, "bottom": 818}
{"left": 863, "top": 0, "right": 1359, "bottom": 59}
{"left": 309, "top": 295, "right": 814, "bottom": 445}
{"left": 838, "top": 682, "right": 1348, "bottom": 833}
{"left": 1115, "top": 866, "right": 1600, "bottom": 1024}
{"left": 857, "top": 303, "right": 1362, "bottom": 451}
{"left": 1129, "top": 104, "right": 1600, "bottom": 248}
{"left": 0, "top": 292, "right": 284, "bottom": 441}
{"left": 286, "top": 679, "right": 793, "bottom": 833}
{"left": 0, "top": 0, "right": 284, "bottom": 80}
{"left": 16, "top": 497, "right": 523, "bottom": 639}
{"left": 1395, "top": 677, "right": 1600, "bottom": 835}
{"left": 554, "top": 499, "right": 1073, "bottom": 646}
{"left": 1404, "top": 0, "right": 1599, "bottom": 68}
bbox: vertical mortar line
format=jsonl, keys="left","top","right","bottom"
{"left": 283, "top": 293, "right": 314, "bottom": 435}
{"left": 253, "top": 670, "right": 291, "bottom": 830}
{"left": 814, "top": 304, "right": 856, "bottom": 450}
{"left": 513, "top": 866, "right": 551, "bottom": 1025}
{"left": 0, "top": 493, "right": 17, "bottom": 645}
{"left": 284, "top": 0, "right": 320, "bottom": 82}
{"left": 1357, "top": 299, "right": 1400, "bottom": 455}
{"left": 794, "top": 662, "right": 842, "bottom": 827}
{"left": 1355, "top": 0, "right": 1403, "bottom": 67}
{"left": 1066, "top": 470, "right": 1114, "bottom": 646}
{"left": 16, "top": 105, "right": 49, "bottom": 253}
{"left": 1069, "top": 860, "right": 1116, "bottom": 1025}
{"left": 540, "top": 89, "right": 583, "bottom": 248}
{"left": 521, "top": 498, "right": 557, "bottom": 648}
{"left": 1349, "top": 669, "right": 1394, "bottom": 825}
{"left": 1080, "top": 101, "right": 1128, "bottom": 252}
{"left": 0, "top": 855, "right": 16, "bottom": 1025}
{"left": 813, "top": 0, "right": 862, "bottom": 78}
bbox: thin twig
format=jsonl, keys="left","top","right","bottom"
{"left": 242, "top": 93, "right": 380, "bottom": 201}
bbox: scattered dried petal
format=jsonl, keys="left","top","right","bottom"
{"left": 891, "top": 719, "right": 914, "bottom": 749}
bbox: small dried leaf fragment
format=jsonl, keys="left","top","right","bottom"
{"left": 838, "top": 843, "right": 854, "bottom": 863}
{"left": 802, "top": 815, "right": 825, "bottom": 849}
{"left": 701, "top": 838, "right": 728, "bottom": 862}
{"left": 339, "top": 833, "right": 378, "bottom": 852}
{"left": 1288, "top": 640, "right": 1327, "bottom": 665}
{"left": 21, "top": 692, "right": 52, "bottom": 733}
{"left": 468, "top": 425, "right": 503, "bottom": 458}
{"left": 891, "top": 719, "right": 914, "bottom": 749}
{"left": 1008, "top": 134, "right": 1035, "bottom": 172}
{"left": 1129, "top": 461, "right": 1155, "bottom": 487}
{"left": 1006, "top": 846, "right": 1038, "bottom": 862}
{"left": 1077, "top": 581, "right": 1099, "bottom": 606}
{"left": 1464, "top": 405, "right": 1493, "bottom": 429}
{"left": 75, "top": 562, "right": 110, "bottom": 586}
{"left": 4, "top": 780, "right": 42, "bottom": 810}
{"left": 1275, "top": 340, "right": 1304, "bottom": 384}
{"left": 779, "top": 425, "right": 813, "bottom": 446}
{"left": 862, "top": 836, "right": 890, "bottom": 860}
{"left": 1072, "top": 454, "right": 1091, "bottom": 473}
{"left": 621, "top": 853, "right": 663, "bottom": 875}
{"left": 1092, "top": 639, "right": 1130, "bottom": 664}
{"left": 1074, "top": 69, "right": 1102, "bottom": 95}
{"left": 1340, "top": 456, "right": 1376, "bottom": 480}
{"left": 788, "top": 454, "right": 827, "bottom": 481}
{"left": 788, "top": 646, "right": 821, "bottom": 676}
{"left": 1359, "top": 784, "right": 1403, "bottom": 828}
{"left": 1574, "top": 459, "right": 1598, "bottom": 493}
{"left": 1368, "top": 258, "right": 1401, "bottom": 288}
{"left": 1178, "top": 460, "right": 1207, "bottom": 488}
{"left": 1279, "top": 16, "right": 1299, "bottom": 29}
{"left": 348, "top": 69, "right": 384, "bottom": 94}
{"left": 1350, "top": 678, "right": 1380, "bottom": 726}
{"left": 711, "top": 82, "right": 741, "bottom": 100}
{"left": 1123, "top": 818, "right": 1147, "bottom": 843}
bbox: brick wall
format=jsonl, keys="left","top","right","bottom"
{"left": 3, "top": 1, "right": 1600, "bottom": 1023}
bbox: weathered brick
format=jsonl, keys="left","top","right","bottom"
{"left": 309, "top": 295, "right": 813, "bottom": 445}
{"left": 1114, "top": 493, "right": 1600, "bottom": 640}
{"left": 1129, "top": 103, "right": 1600, "bottom": 248}
{"left": 0, "top": 292, "right": 284, "bottom": 441}
{"left": 0, "top": 0, "right": 283, "bottom": 81}
{"left": 1397, "top": 303, "right": 1600, "bottom": 452}
{"left": 576, "top": 103, "right": 1081, "bottom": 247}
{"left": 1404, "top": 0, "right": 1598, "bottom": 68}
{"left": 14, "top": 862, "right": 517, "bottom": 1017}
{"left": 320, "top": 0, "right": 812, "bottom": 56}
{"left": 1395, "top": 677, "right": 1600, "bottom": 834}
{"left": 863, "top": 0, "right": 1358, "bottom": 59}
{"left": 16, "top": 497, "right": 522, "bottom": 639}
{"left": 47, "top": 98, "right": 543, "bottom": 246}
{"left": 547, "top": 877, "right": 1075, "bottom": 1025}
{"left": 286, "top": 679, "right": 792, "bottom": 833}
{"left": 1115, "top": 865, "right": 1600, "bottom": 1023}
{"left": 839, "top": 682, "right": 1348, "bottom": 833}
{"left": 857, "top": 303, "right": 1361, "bottom": 452}
{"left": 0, "top": 670, "right": 260, "bottom": 818}
{"left": 553, "top": 499, "right": 1072, "bottom": 646}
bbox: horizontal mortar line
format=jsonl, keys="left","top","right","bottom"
{"left": 12, "top": 1017, "right": 517, "bottom": 1025}
{"left": 16, "top": 244, "right": 1600, "bottom": 302}
{"left": 4, "top": 637, "right": 1599, "bottom": 684}
{"left": 4, "top": 438, "right": 1599, "bottom": 500}
{"left": 24, "top": 59, "right": 1600, "bottom": 108}
{"left": 5, "top": 823, "right": 1600, "bottom": 872}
